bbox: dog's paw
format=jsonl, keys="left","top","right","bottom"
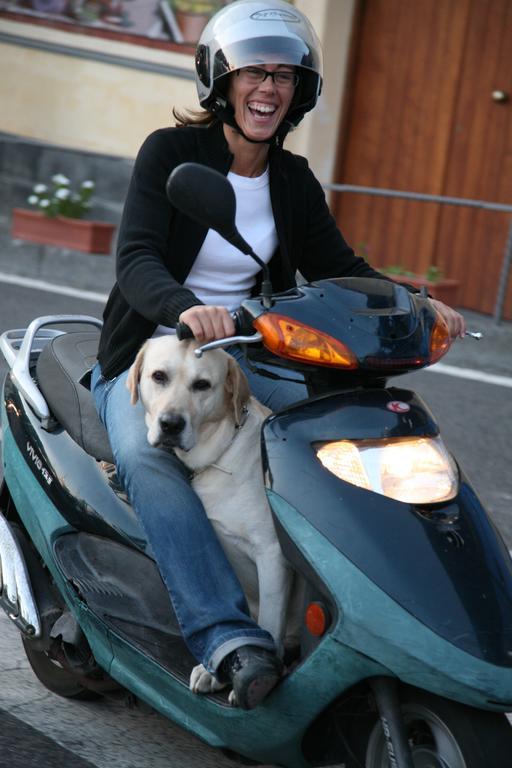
{"left": 228, "top": 689, "right": 238, "bottom": 707}
{"left": 189, "top": 664, "right": 227, "bottom": 694}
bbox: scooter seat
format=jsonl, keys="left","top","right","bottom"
{"left": 36, "top": 331, "right": 114, "bottom": 463}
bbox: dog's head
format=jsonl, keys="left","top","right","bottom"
{"left": 126, "top": 336, "right": 250, "bottom": 454}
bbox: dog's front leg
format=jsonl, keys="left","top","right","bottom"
{"left": 255, "top": 546, "right": 293, "bottom": 655}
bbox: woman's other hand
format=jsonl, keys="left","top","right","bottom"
{"left": 429, "top": 299, "right": 466, "bottom": 339}
{"left": 179, "top": 306, "right": 235, "bottom": 343}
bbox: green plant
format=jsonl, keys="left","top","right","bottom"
{"left": 171, "top": 0, "right": 223, "bottom": 13}
{"left": 381, "top": 264, "right": 447, "bottom": 281}
{"left": 355, "top": 243, "right": 445, "bottom": 283}
{"left": 424, "top": 265, "right": 443, "bottom": 282}
{"left": 382, "top": 264, "right": 415, "bottom": 277}
{"left": 27, "top": 174, "right": 95, "bottom": 219}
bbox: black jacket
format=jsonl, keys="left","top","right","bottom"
{"left": 98, "top": 120, "right": 386, "bottom": 379}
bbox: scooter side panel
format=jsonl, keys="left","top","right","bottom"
{"left": 1, "top": 424, "right": 116, "bottom": 674}
{"left": 268, "top": 489, "right": 512, "bottom": 710}
{"left": 262, "top": 389, "right": 512, "bottom": 669}
{"left": 2, "top": 424, "right": 73, "bottom": 563}
{"left": 3, "top": 374, "right": 148, "bottom": 551}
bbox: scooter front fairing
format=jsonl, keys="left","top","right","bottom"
{"left": 262, "top": 386, "right": 512, "bottom": 713}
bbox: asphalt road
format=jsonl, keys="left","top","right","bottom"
{"left": 0, "top": 279, "right": 511, "bottom": 767}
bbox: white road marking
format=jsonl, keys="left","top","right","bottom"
{"left": 425, "top": 362, "right": 512, "bottom": 389}
{"left": 0, "top": 271, "right": 108, "bottom": 304}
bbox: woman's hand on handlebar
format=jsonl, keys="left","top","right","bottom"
{"left": 178, "top": 306, "right": 235, "bottom": 343}
{"left": 430, "top": 299, "right": 466, "bottom": 339}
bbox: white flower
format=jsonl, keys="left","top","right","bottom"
{"left": 26, "top": 174, "right": 97, "bottom": 219}
{"left": 52, "top": 174, "right": 70, "bottom": 185}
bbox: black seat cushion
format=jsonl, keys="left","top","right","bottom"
{"left": 36, "top": 331, "right": 114, "bottom": 463}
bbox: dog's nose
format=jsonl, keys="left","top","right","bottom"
{"left": 159, "top": 413, "right": 186, "bottom": 436}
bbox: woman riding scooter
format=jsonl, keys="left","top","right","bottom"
{"left": 91, "top": 0, "right": 465, "bottom": 710}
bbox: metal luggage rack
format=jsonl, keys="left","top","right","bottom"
{"left": 0, "top": 315, "right": 102, "bottom": 428}
{"left": 0, "top": 327, "right": 64, "bottom": 370}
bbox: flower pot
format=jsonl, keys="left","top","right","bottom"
{"left": 385, "top": 273, "right": 460, "bottom": 305}
{"left": 174, "top": 9, "right": 210, "bottom": 43}
{"left": 11, "top": 208, "right": 115, "bottom": 255}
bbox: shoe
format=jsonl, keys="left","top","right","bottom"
{"left": 217, "top": 645, "right": 283, "bottom": 710}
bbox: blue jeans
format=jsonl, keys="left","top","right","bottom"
{"left": 91, "top": 346, "right": 307, "bottom": 673}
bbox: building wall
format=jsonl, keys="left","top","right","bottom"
{"left": 0, "top": 0, "right": 356, "bottom": 182}
{"left": 293, "top": 0, "right": 355, "bottom": 184}
{"left": 0, "top": 18, "right": 196, "bottom": 159}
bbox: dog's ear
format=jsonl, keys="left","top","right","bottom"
{"left": 126, "top": 342, "right": 147, "bottom": 405}
{"left": 225, "top": 356, "right": 251, "bottom": 425}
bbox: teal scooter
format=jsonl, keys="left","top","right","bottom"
{"left": 1, "top": 163, "right": 512, "bottom": 767}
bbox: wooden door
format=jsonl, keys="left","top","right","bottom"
{"left": 333, "top": 0, "right": 512, "bottom": 317}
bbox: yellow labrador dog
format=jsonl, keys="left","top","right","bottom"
{"left": 126, "top": 335, "right": 301, "bottom": 698}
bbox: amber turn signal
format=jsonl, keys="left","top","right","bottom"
{"left": 253, "top": 314, "right": 358, "bottom": 369}
{"left": 305, "top": 602, "right": 330, "bottom": 637}
{"left": 429, "top": 313, "right": 451, "bottom": 364}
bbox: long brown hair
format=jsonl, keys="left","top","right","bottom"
{"left": 172, "top": 107, "right": 217, "bottom": 127}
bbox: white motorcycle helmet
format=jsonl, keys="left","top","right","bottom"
{"left": 195, "top": 0, "right": 323, "bottom": 142}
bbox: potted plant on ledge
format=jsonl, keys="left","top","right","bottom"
{"left": 382, "top": 264, "right": 460, "bottom": 305}
{"left": 11, "top": 174, "right": 116, "bottom": 255}
{"left": 170, "top": 0, "right": 225, "bottom": 44}
{"left": 355, "top": 243, "right": 461, "bottom": 305}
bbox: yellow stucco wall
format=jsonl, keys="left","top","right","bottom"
{"left": 0, "top": 1, "right": 355, "bottom": 181}
{"left": 0, "top": 19, "right": 197, "bottom": 157}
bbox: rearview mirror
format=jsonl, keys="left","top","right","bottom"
{"left": 166, "top": 162, "right": 273, "bottom": 305}
{"left": 166, "top": 163, "right": 251, "bottom": 254}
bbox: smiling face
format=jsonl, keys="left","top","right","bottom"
{"left": 226, "top": 64, "right": 297, "bottom": 143}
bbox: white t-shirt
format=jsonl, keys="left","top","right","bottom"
{"left": 153, "top": 166, "right": 277, "bottom": 337}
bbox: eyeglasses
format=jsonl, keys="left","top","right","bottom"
{"left": 237, "top": 67, "right": 299, "bottom": 89}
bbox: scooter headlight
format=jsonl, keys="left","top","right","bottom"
{"left": 315, "top": 435, "right": 459, "bottom": 504}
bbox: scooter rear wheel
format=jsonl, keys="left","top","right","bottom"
{"left": 22, "top": 637, "right": 101, "bottom": 701}
{"left": 364, "top": 686, "right": 512, "bottom": 768}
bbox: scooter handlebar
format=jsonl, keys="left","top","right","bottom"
{"left": 175, "top": 310, "right": 249, "bottom": 342}
{"left": 175, "top": 322, "right": 195, "bottom": 341}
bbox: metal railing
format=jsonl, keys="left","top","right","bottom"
{"left": 323, "top": 183, "right": 512, "bottom": 324}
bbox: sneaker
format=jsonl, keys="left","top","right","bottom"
{"left": 217, "top": 645, "right": 282, "bottom": 710}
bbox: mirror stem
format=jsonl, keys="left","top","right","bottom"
{"left": 260, "top": 280, "right": 273, "bottom": 309}
{"left": 229, "top": 230, "right": 273, "bottom": 308}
